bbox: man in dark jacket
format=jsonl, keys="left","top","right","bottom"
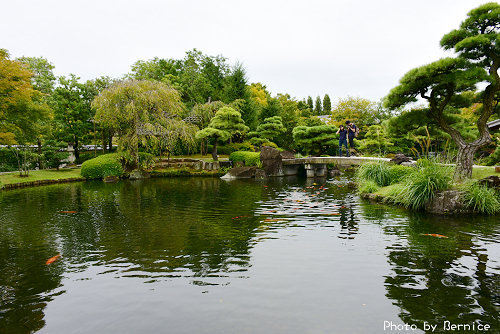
{"left": 345, "top": 120, "right": 357, "bottom": 151}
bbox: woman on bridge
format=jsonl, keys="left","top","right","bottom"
{"left": 336, "top": 125, "right": 349, "bottom": 157}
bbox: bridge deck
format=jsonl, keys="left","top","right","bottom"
{"left": 282, "top": 156, "right": 391, "bottom": 166}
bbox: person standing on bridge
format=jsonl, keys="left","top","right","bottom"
{"left": 345, "top": 120, "right": 357, "bottom": 153}
{"left": 336, "top": 125, "right": 349, "bottom": 157}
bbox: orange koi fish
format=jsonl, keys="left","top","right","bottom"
{"left": 422, "top": 234, "right": 448, "bottom": 238}
{"left": 46, "top": 254, "right": 61, "bottom": 265}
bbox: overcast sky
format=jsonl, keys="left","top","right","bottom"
{"left": 1, "top": 0, "right": 491, "bottom": 103}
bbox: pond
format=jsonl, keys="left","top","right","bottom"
{"left": 0, "top": 176, "right": 499, "bottom": 333}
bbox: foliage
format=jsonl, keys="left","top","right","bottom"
{"left": 229, "top": 151, "right": 261, "bottom": 166}
{"left": 384, "top": 3, "right": 500, "bottom": 180}
{"left": 306, "top": 96, "right": 314, "bottom": 111}
{"left": 386, "top": 159, "right": 453, "bottom": 209}
{"left": 51, "top": 74, "right": 94, "bottom": 159}
{"left": 388, "top": 165, "right": 414, "bottom": 184}
{"left": 323, "top": 94, "right": 332, "bottom": 113}
{"left": 292, "top": 125, "right": 337, "bottom": 155}
{"left": 485, "top": 137, "right": 500, "bottom": 165}
{"left": 330, "top": 96, "right": 379, "bottom": 127}
{"left": 138, "top": 152, "right": 156, "bottom": 170}
{"left": 80, "top": 153, "right": 124, "bottom": 179}
{"left": 207, "top": 142, "right": 255, "bottom": 155}
{"left": 93, "top": 80, "right": 185, "bottom": 167}
{"left": 248, "top": 116, "right": 285, "bottom": 144}
{"left": 42, "top": 146, "right": 69, "bottom": 169}
{"left": 461, "top": 181, "right": 500, "bottom": 214}
{"left": 11, "top": 146, "right": 41, "bottom": 177}
{"left": 358, "top": 180, "right": 380, "bottom": 194}
{"left": 17, "top": 56, "right": 56, "bottom": 94}
{"left": 0, "top": 49, "right": 50, "bottom": 144}
{"left": 314, "top": 96, "right": 322, "bottom": 115}
{"left": 355, "top": 161, "right": 393, "bottom": 187}
{"left": 358, "top": 124, "right": 394, "bottom": 155}
{"left": 0, "top": 147, "right": 18, "bottom": 172}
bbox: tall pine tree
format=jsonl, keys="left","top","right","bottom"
{"left": 323, "top": 94, "right": 331, "bottom": 113}
{"left": 314, "top": 96, "right": 322, "bottom": 115}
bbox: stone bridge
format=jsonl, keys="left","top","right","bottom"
{"left": 282, "top": 156, "right": 391, "bottom": 177}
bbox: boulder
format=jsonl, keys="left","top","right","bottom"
{"left": 221, "top": 166, "right": 257, "bottom": 179}
{"left": 280, "top": 150, "right": 295, "bottom": 160}
{"left": 401, "top": 161, "right": 417, "bottom": 168}
{"left": 425, "top": 190, "right": 465, "bottom": 214}
{"left": 391, "top": 153, "right": 412, "bottom": 165}
{"left": 103, "top": 175, "right": 119, "bottom": 183}
{"left": 260, "top": 146, "right": 283, "bottom": 177}
{"left": 129, "top": 169, "right": 150, "bottom": 180}
{"left": 478, "top": 175, "right": 500, "bottom": 189}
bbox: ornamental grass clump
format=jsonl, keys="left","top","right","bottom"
{"left": 358, "top": 180, "right": 380, "bottom": 194}
{"left": 355, "top": 162, "right": 392, "bottom": 187}
{"left": 462, "top": 181, "right": 500, "bottom": 214}
{"left": 388, "top": 159, "right": 453, "bottom": 210}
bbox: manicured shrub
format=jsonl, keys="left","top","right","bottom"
{"left": 207, "top": 142, "right": 256, "bottom": 155}
{"left": 358, "top": 180, "right": 379, "bottom": 194}
{"left": 229, "top": 151, "right": 261, "bottom": 166}
{"left": 80, "top": 153, "right": 124, "bottom": 179}
{"left": 462, "top": 181, "right": 500, "bottom": 214}
{"left": 355, "top": 161, "right": 392, "bottom": 186}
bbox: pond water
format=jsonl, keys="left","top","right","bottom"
{"left": 0, "top": 176, "right": 499, "bottom": 333}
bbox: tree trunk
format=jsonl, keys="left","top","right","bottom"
{"left": 108, "top": 129, "right": 113, "bottom": 152}
{"left": 37, "top": 138, "right": 43, "bottom": 169}
{"left": 212, "top": 141, "right": 218, "bottom": 161}
{"left": 74, "top": 137, "right": 80, "bottom": 162}
{"left": 454, "top": 144, "right": 476, "bottom": 181}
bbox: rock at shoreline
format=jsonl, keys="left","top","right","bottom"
{"left": 221, "top": 166, "right": 257, "bottom": 179}
{"left": 424, "top": 190, "right": 465, "bottom": 214}
{"left": 279, "top": 150, "right": 295, "bottom": 160}
{"left": 478, "top": 175, "right": 500, "bottom": 189}
{"left": 260, "top": 146, "right": 283, "bottom": 177}
{"left": 391, "top": 153, "right": 412, "bottom": 165}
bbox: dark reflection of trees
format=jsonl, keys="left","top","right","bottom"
{"left": 380, "top": 212, "right": 500, "bottom": 332}
{"left": 0, "top": 186, "right": 68, "bottom": 334}
{"left": 0, "top": 178, "right": 267, "bottom": 333}
{"left": 338, "top": 194, "right": 358, "bottom": 239}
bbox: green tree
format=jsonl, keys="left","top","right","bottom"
{"left": 92, "top": 80, "right": 185, "bottom": 167}
{"left": 385, "top": 3, "right": 500, "bottom": 180}
{"left": 323, "top": 94, "right": 332, "bottom": 113}
{"left": 17, "top": 56, "right": 56, "bottom": 95}
{"left": 51, "top": 75, "right": 94, "bottom": 161}
{"left": 195, "top": 106, "right": 249, "bottom": 160}
{"left": 314, "top": 96, "right": 322, "bottom": 115}
{"left": 330, "top": 96, "right": 378, "bottom": 127}
{"left": 292, "top": 125, "right": 337, "bottom": 155}
{"left": 306, "top": 96, "right": 314, "bottom": 111}
{"left": 0, "top": 49, "right": 49, "bottom": 145}
{"left": 129, "top": 57, "right": 180, "bottom": 81}
{"left": 249, "top": 116, "right": 285, "bottom": 143}
{"left": 358, "top": 124, "right": 394, "bottom": 155}
{"left": 190, "top": 100, "right": 225, "bottom": 154}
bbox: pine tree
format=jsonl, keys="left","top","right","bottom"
{"left": 323, "top": 94, "right": 331, "bottom": 114}
{"left": 306, "top": 96, "right": 314, "bottom": 111}
{"left": 314, "top": 96, "right": 322, "bottom": 115}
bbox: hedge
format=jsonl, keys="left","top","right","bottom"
{"left": 207, "top": 142, "right": 255, "bottom": 155}
{"left": 80, "top": 153, "right": 124, "bottom": 179}
{"left": 229, "top": 151, "right": 261, "bottom": 166}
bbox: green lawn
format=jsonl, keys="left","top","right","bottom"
{"left": 472, "top": 166, "right": 498, "bottom": 180}
{"left": 0, "top": 168, "right": 83, "bottom": 187}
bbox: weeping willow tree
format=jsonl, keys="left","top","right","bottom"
{"left": 92, "top": 80, "right": 185, "bottom": 168}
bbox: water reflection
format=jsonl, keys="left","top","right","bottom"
{"left": 0, "top": 176, "right": 499, "bottom": 333}
{"left": 380, "top": 212, "right": 500, "bottom": 332}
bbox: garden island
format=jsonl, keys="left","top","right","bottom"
{"left": 1, "top": 3, "right": 499, "bottom": 333}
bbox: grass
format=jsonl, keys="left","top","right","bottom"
{"left": 461, "top": 181, "right": 500, "bottom": 214}
{"left": 150, "top": 168, "right": 224, "bottom": 177}
{"left": 471, "top": 166, "right": 497, "bottom": 180}
{"left": 0, "top": 168, "right": 83, "bottom": 187}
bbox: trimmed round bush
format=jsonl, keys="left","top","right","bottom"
{"left": 229, "top": 151, "right": 261, "bottom": 166}
{"left": 80, "top": 153, "right": 124, "bottom": 179}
